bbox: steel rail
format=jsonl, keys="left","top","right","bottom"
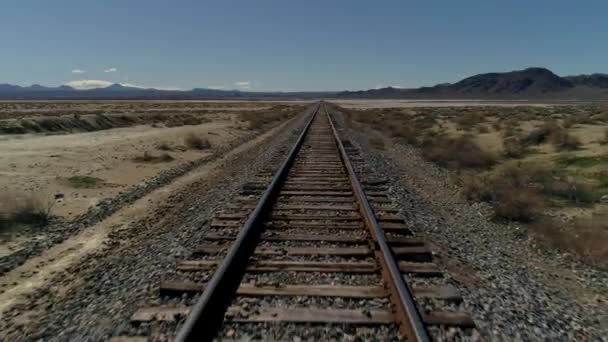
{"left": 324, "top": 103, "right": 431, "bottom": 342}
{"left": 175, "top": 103, "right": 320, "bottom": 342}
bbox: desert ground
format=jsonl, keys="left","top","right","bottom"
{"left": 339, "top": 101, "right": 608, "bottom": 267}
{"left": 0, "top": 102, "right": 304, "bottom": 258}
{"left": 0, "top": 100, "right": 606, "bottom": 341}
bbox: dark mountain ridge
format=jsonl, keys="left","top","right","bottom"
{"left": 1, "top": 67, "right": 607, "bottom": 99}
{"left": 339, "top": 67, "right": 608, "bottom": 99}
{"left": 0, "top": 83, "right": 335, "bottom": 100}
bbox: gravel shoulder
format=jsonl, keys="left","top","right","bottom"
{"left": 333, "top": 110, "right": 608, "bottom": 341}
{"left": 0, "top": 109, "right": 311, "bottom": 341}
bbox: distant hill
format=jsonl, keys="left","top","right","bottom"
{"left": 338, "top": 67, "right": 608, "bottom": 100}
{"left": 2, "top": 67, "right": 608, "bottom": 100}
{"left": 0, "top": 83, "right": 336, "bottom": 100}
{"left": 565, "top": 74, "right": 608, "bottom": 89}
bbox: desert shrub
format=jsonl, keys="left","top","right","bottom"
{"left": 459, "top": 173, "right": 494, "bottom": 202}
{"left": 460, "top": 164, "right": 548, "bottom": 222}
{"left": 549, "top": 128, "right": 582, "bottom": 151}
{"left": 185, "top": 133, "right": 211, "bottom": 150}
{"left": 0, "top": 194, "right": 54, "bottom": 230}
{"left": 423, "top": 135, "right": 496, "bottom": 169}
{"left": 476, "top": 124, "right": 490, "bottom": 133}
{"left": 454, "top": 112, "right": 485, "bottom": 131}
{"left": 600, "top": 128, "right": 608, "bottom": 145}
{"left": 530, "top": 216, "right": 608, "bottom": 269}
{"left": 543, "top": 178, "right": 596, "bottom": 204}
{"left": 386, "top": 123, "right": 420, "bottom": 145}
{"left": 502, "top": 136, "right": 529, "bottom": 158}
{"left": 491, "top": 185, "right": 545, "bottom": 222}
{"left": 524, "top": 121, "right": 560, "bottom": 145}
{"left": 133, "top": 152, "right": 175, "bottom": 163}
{"left": 156, "top": 142, "right": 173, "bottom": 151}
{"left": 368, "top": 136, "right": 386, "bottom": 150}
{"left": 491, "top": 121, "right": 502, "bottom": 131}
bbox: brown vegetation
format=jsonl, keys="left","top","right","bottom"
{"left": 530, "top": 216, "right": 608, "bottom": 269}
{"left": 184, "top": 133, "right": 211, "bottom": 150}
{"left": 0, "top": 193, "right": 54, "bottom": 230}
{"left": 340, "top": 102, "right": 608, "bottom": 266}
{"left": 238, "top": 104, "right": 303, "bottom": 130}
{"left": 423, "top": 135, "right": 496, "bottom": 169}
{"left": 133, "top": 151, "right": 175, "bottom": 163}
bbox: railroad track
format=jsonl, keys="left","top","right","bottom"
{"left": 112, "top": 102, "right": 475, "bottom": 341}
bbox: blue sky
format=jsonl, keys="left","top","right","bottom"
{"left": 1, "top": 0, "right": 606, "bottom": 91}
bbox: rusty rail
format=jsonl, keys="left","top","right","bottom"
{"left": 175, "top": 103, "right": 319, "bottom": 342}
{"left": 324, "top": 103, "right": 430, "bottom": 341}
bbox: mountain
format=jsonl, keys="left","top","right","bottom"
{"left": 565, "top": 74, "right": 608, "bottom": 88}
{"left": 2, "top": 68, "right": 607, "bottom": 99}
{"left": 338, "top": 67, "right": 608, "bottom": 99}
{"left": 0, "top": 83, "right": 336, "bottom": 99}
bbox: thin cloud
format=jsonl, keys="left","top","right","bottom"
{"left": 71, "top": 69, "right": 86, "bottom": 74}
{"left": 104, "top": 67, "right": 117, "bottom": 73}
{"left": 235, "top": 81, "right": 252, "bottom": 89}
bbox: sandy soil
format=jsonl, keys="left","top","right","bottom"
{"left": 0, "top": 117, "right": 295, "bottom": 315}
{"left": 331, "top": 99, "right": 563, "bottom": 109}
{"left": 0, "top": 113, "right": 245, "bottom": 219}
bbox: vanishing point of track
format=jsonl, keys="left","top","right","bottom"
{"left": 113, "top": 102, "right": 475, "bottom": 341}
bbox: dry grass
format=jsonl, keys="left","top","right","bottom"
{"left": 0, "top": 193, "right": 54, "bottom": 230}
{"left": 530, "top": 216, "right": 608, "bottom": 269}
{"left": 460, "top": 168, "right": 546, "bottom": 222}
{"left": 184, "top": 133, "right": 211, "bottom": 150}
{"left": 461, "top": 162, "right": 598, "bottom": 223}
{"left": 423, "top": 135, "right": 496, "bottom": 169}
{"left": 238, "top": 104, "right": 302, "bottom": 130}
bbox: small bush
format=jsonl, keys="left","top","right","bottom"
{"left": 423, "top": 135, "right": 496, "bottom": 169}
{"left": 156, "top": 142, "right": 173, "bottom": 151}
{"left": 476, "top": 124, "right": 490, "bottom": 133}
{"left": 460, "top": 173, "right": 494, "bottom": 202}
{"left": 368, "top": 136, "right": 386, "bottom": 150}
{"left": 530, "top": 216, "right": 608, "bottom": 269}
{"left": 133, "top": 152, "right": 175, "bottom": 163}
{"left": 544, "top": 178, "right": 596, "bottom": 205}
{"left": 460, "top": 164, "right": 548, "bottom": 222}
{"left": 491, "top": 185, "right": 545, "bottom": 222}
{"left": 502, "top": 136, "right": 529, "bottom": 158}
{"left": 549, "top": 128, "right": 581, "bottom": 151}
{"left": 454, "top": 112, "right": 485, "bottom": 130}
{"left": 523, "top": 120, "right": 560, "bottom": 145}
{"left": 0, "top": 194, "right": 54, "bottom": 230}
{"left": 386, "top": 123, "right": 420, "bottom": 145}
{"left": 491, "top": 121, "right": 502, "bottom": 131}
{"left": 185, "top": 133, "right": 211, "bottom": 150}
{"left": 600, "top": 128, "right": 608, "bottom": 145}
